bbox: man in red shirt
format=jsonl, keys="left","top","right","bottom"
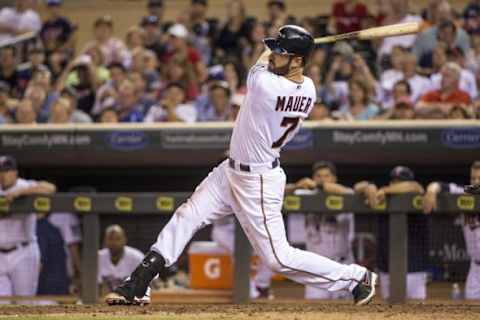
{"left": 331, "top": 0, "right": 368, "bottom": 34}
{"left": 160, "top": 23, "right": 208, "bottom": 83}
{"left": 417, "top": 62, "right": 471, "bottom": 113}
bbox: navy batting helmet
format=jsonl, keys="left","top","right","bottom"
{"left": 263, "top": 25, "right": 314, "bottom": 61}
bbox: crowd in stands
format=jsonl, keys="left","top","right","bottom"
{"left": 1, "top": 0, "right": 480, "bottom": 125}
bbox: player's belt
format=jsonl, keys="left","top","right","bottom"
{"left": 228, "top": 158, "right": 279, "bottom": 173}
{"left": 0, "top": 241, "right": 30, "bottom": 254}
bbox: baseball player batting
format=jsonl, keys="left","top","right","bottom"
{"left": 106, "top": 25, "right": 377, "bottom": 306}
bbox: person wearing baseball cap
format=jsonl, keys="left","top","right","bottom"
{"left": 195, "top": 80, "right": 232, "bottom": 121}
{"left": 0, "top": 155, "right": 56, "bottom": 301}
{"left": 41, "top": 0, "right": 75, "bottom": 55}
{"left": 363, "top": 166, "right": 429, "bottom": 301}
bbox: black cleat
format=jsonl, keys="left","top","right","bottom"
{"left": 106, "top": 251, "right": 165, "bottom": 306}
{"left": 256, "top": 286, "right": 274, "bottom": 300}
{"left": 352, "top": 270, "right": 378, "bottom": 306}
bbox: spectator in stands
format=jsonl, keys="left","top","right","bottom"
{"left": 114, "top": 79, "right": 144, "bottom": 123}
{"left": 144, "top": 0, "right": 166, "bottom": 29}
{"left": 92, "top": 62, "right": 127, "bottom": 116}
{"left": 377, "top": 0, "right": 422, "bottom": 59}
{"left": 465, "top": 31, "right": 480, "bottom": 77}
{"left": 417, "top": 62, "right": 471, "bottom": 113}
{"left": 125, "top": 26, "right": 145, "bottom": 53}
{"left": 195, "top": 80, "right": 232, "bottom": 121}
{"left": 401, "top": 53, "right": 432, "bottom": 103}
{"left": 129, "top": 49, "right": 160, "bottom": 93}
{"left": 431, "top": 49, "right": 478, "bottom": 101}
{"left": 414, "top": 12, "right": 471, "bottom": 70}
{"left": 60, "top": 87, "right": 92, "bottom": 123}
{"left": 0, "top": 46, "right": 21, "bottom": 98}
{"left": 161, "top": 23, "right": 208, "bottom": 84}
{"left": 98, "top": 224, "right": 149, "bottom": 304}
{"left": 98, "top": 108, "right": 119, "bottom": 123}
{"left": 184, "top": 0, "right": 215, "bottom": 65}
{"left": 85, "top": 15, "right": 130, "bottom": 67}
{"left": 336, "top": 79, "right": 379, "bottom": 120}
{"left": 330, "top": 0, "right": 368, "bottom": 34}
{"left": 141, "top": 15, "right": 167, "bottom": 61}
{"left": 0, "top": 155, "right": 56, "bottom": 303}
{"left": 306, "top": 64, "right": 322, "bottom": 100}
{"left": 379, "top": 45, "right": 405, "bottom": 95}
{"left": 36, "top": 213, "right": 69, "bottom": 298}
{"left": 223, "top": 60, "right": 245, "bottom": 95}
{"left": 376, "top": 96, "right": 416, "bottom": 120}
{"left": 308, "top": 102, "right": 331, "bottom": 120}
{"left": 145, "top": 82, "right": 196, "bottom": 123}
{"left": 364, "top": 166, "right": 427, "bottom": 300}
{"left": 164, "top": 56, "right": 199, "bottom": 101}
{"left": 463, "top": 0, "right": 480, "bottom": 34}
{"left": 215, "top": 0, "right": 250, "bottom": 61}
{"left": 17, "top": 47, "right": 49, "bottom": 91}
{"left": 0, "top": 0, "right": 41, "bottom": 43}
{"left": 285, "top": 161, "right": 376, "bottom": 299}
{"left": 40, "top": 0, "right": 75, "bottom": 58}
{"left": 448, "top": 104, "right": 475, "bottom": 119}
{"left": 265, "top": 0, "right": 294, "bottom": 30}
{"left": 48, "top": 97, "right": 71, "bottom": 124}
{"left": 56, "top": 56, "right": 98, "bottom": 115}
{"left": 242, "top": 21, "right": 266, "bottom": 70}
{"left": 423, "top": 162, "right": 480, "bottom": 299}
{"left": 0, "top": 82, "right": 13, "bottom": 124}
{"left": 14, "top": 98, "right": 36, "bottom": 124}
{"left": 24, "top": 84, "right": 50, "bottom": 123}
{"left": 129, "top": 71, "right": 156, "bottom": 110}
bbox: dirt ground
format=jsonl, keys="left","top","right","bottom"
{"left": 1, "top": 301, "right": 480, "bottom": 320}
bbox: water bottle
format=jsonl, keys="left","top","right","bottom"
{"left": 450, "top": 282, "right": 462, "bottom": 300}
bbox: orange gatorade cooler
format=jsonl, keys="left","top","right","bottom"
{"left": 188, "top": 241, "right": 233, "bottom": 289}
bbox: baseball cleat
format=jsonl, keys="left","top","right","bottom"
{"left": 352, "top": 270, "right": 378, "bottom": 306}
{"left": 105, "top": 292, "right": 132, "bottom": 305}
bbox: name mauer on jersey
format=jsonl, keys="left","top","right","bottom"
{"left": 275, "top": 95, "right": 313, "bottom": 114}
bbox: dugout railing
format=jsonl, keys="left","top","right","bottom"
{"left": 0, "top": 192, "right": 478, "bottom": 304}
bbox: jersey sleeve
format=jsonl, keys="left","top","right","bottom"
{"left": 246, "top": 63, "right": 269, "bottom": 92}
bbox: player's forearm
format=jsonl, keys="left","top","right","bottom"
{"left": 18, "top": 182, "right": 57, "bottom": 196}
{"left": 322, "top": 182, "right": 353, "bottom": 195}
{"left": 382, "top": 182, "right": 424, "bottom": 194}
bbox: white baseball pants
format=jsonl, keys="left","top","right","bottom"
{"left": 0, "top": 242, "right": 40, "bottom": 303}
{"left": 152, "top": 159, "right": 366, "bottom": 293}
{"left": 466, "top": 261, "right": 480, "bottom": 300}
{"left": 211, "top": 217, "right": 274, "bottom": 293}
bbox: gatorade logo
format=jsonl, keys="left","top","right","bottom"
{"left": 457, "top": 196, "right": 475, "bottom": 211}
{"left": 115, "top": 197, "right": 133, "bottom": 212}
{"left": 204, "top": 258, "right": 221, "bottom": 279}
{"left": 156, "top": 197, "right": 174, "bottom": 212}
{"left": 283, "top": 196, "right": 301, "bottom": 211}
{"left": 412, "top": 196, "right": 423, "bottom": 211}
{"left": 34, "top": 197, "right": 51, "bottom": 212}
{"left": 325, "top": 196, "right": 344, "bottom": 210}
{"left": 74, "top": 197, "right": 92, "bottom": 212}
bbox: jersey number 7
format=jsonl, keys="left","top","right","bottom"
{"left": 272, "top": 117, "right": 300, "bottom": 148}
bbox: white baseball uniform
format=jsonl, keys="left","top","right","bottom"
{"left": 0, "top": 179, "right": 41, "bottom": 300}
{"left": 211, "top": 216, "right": 274, "bottom": 297}
{"left": 448, "top": 183, "right": 480, "bottom": 300}
{"left": 294, "top": 188, "right": 355, "bottom": 299}
{"left": 151, "top": 60, "right": 367, "bottom": 294}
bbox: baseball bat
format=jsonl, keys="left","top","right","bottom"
{"left": 314, "top": 22, "right": 420, "bottom": 44}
